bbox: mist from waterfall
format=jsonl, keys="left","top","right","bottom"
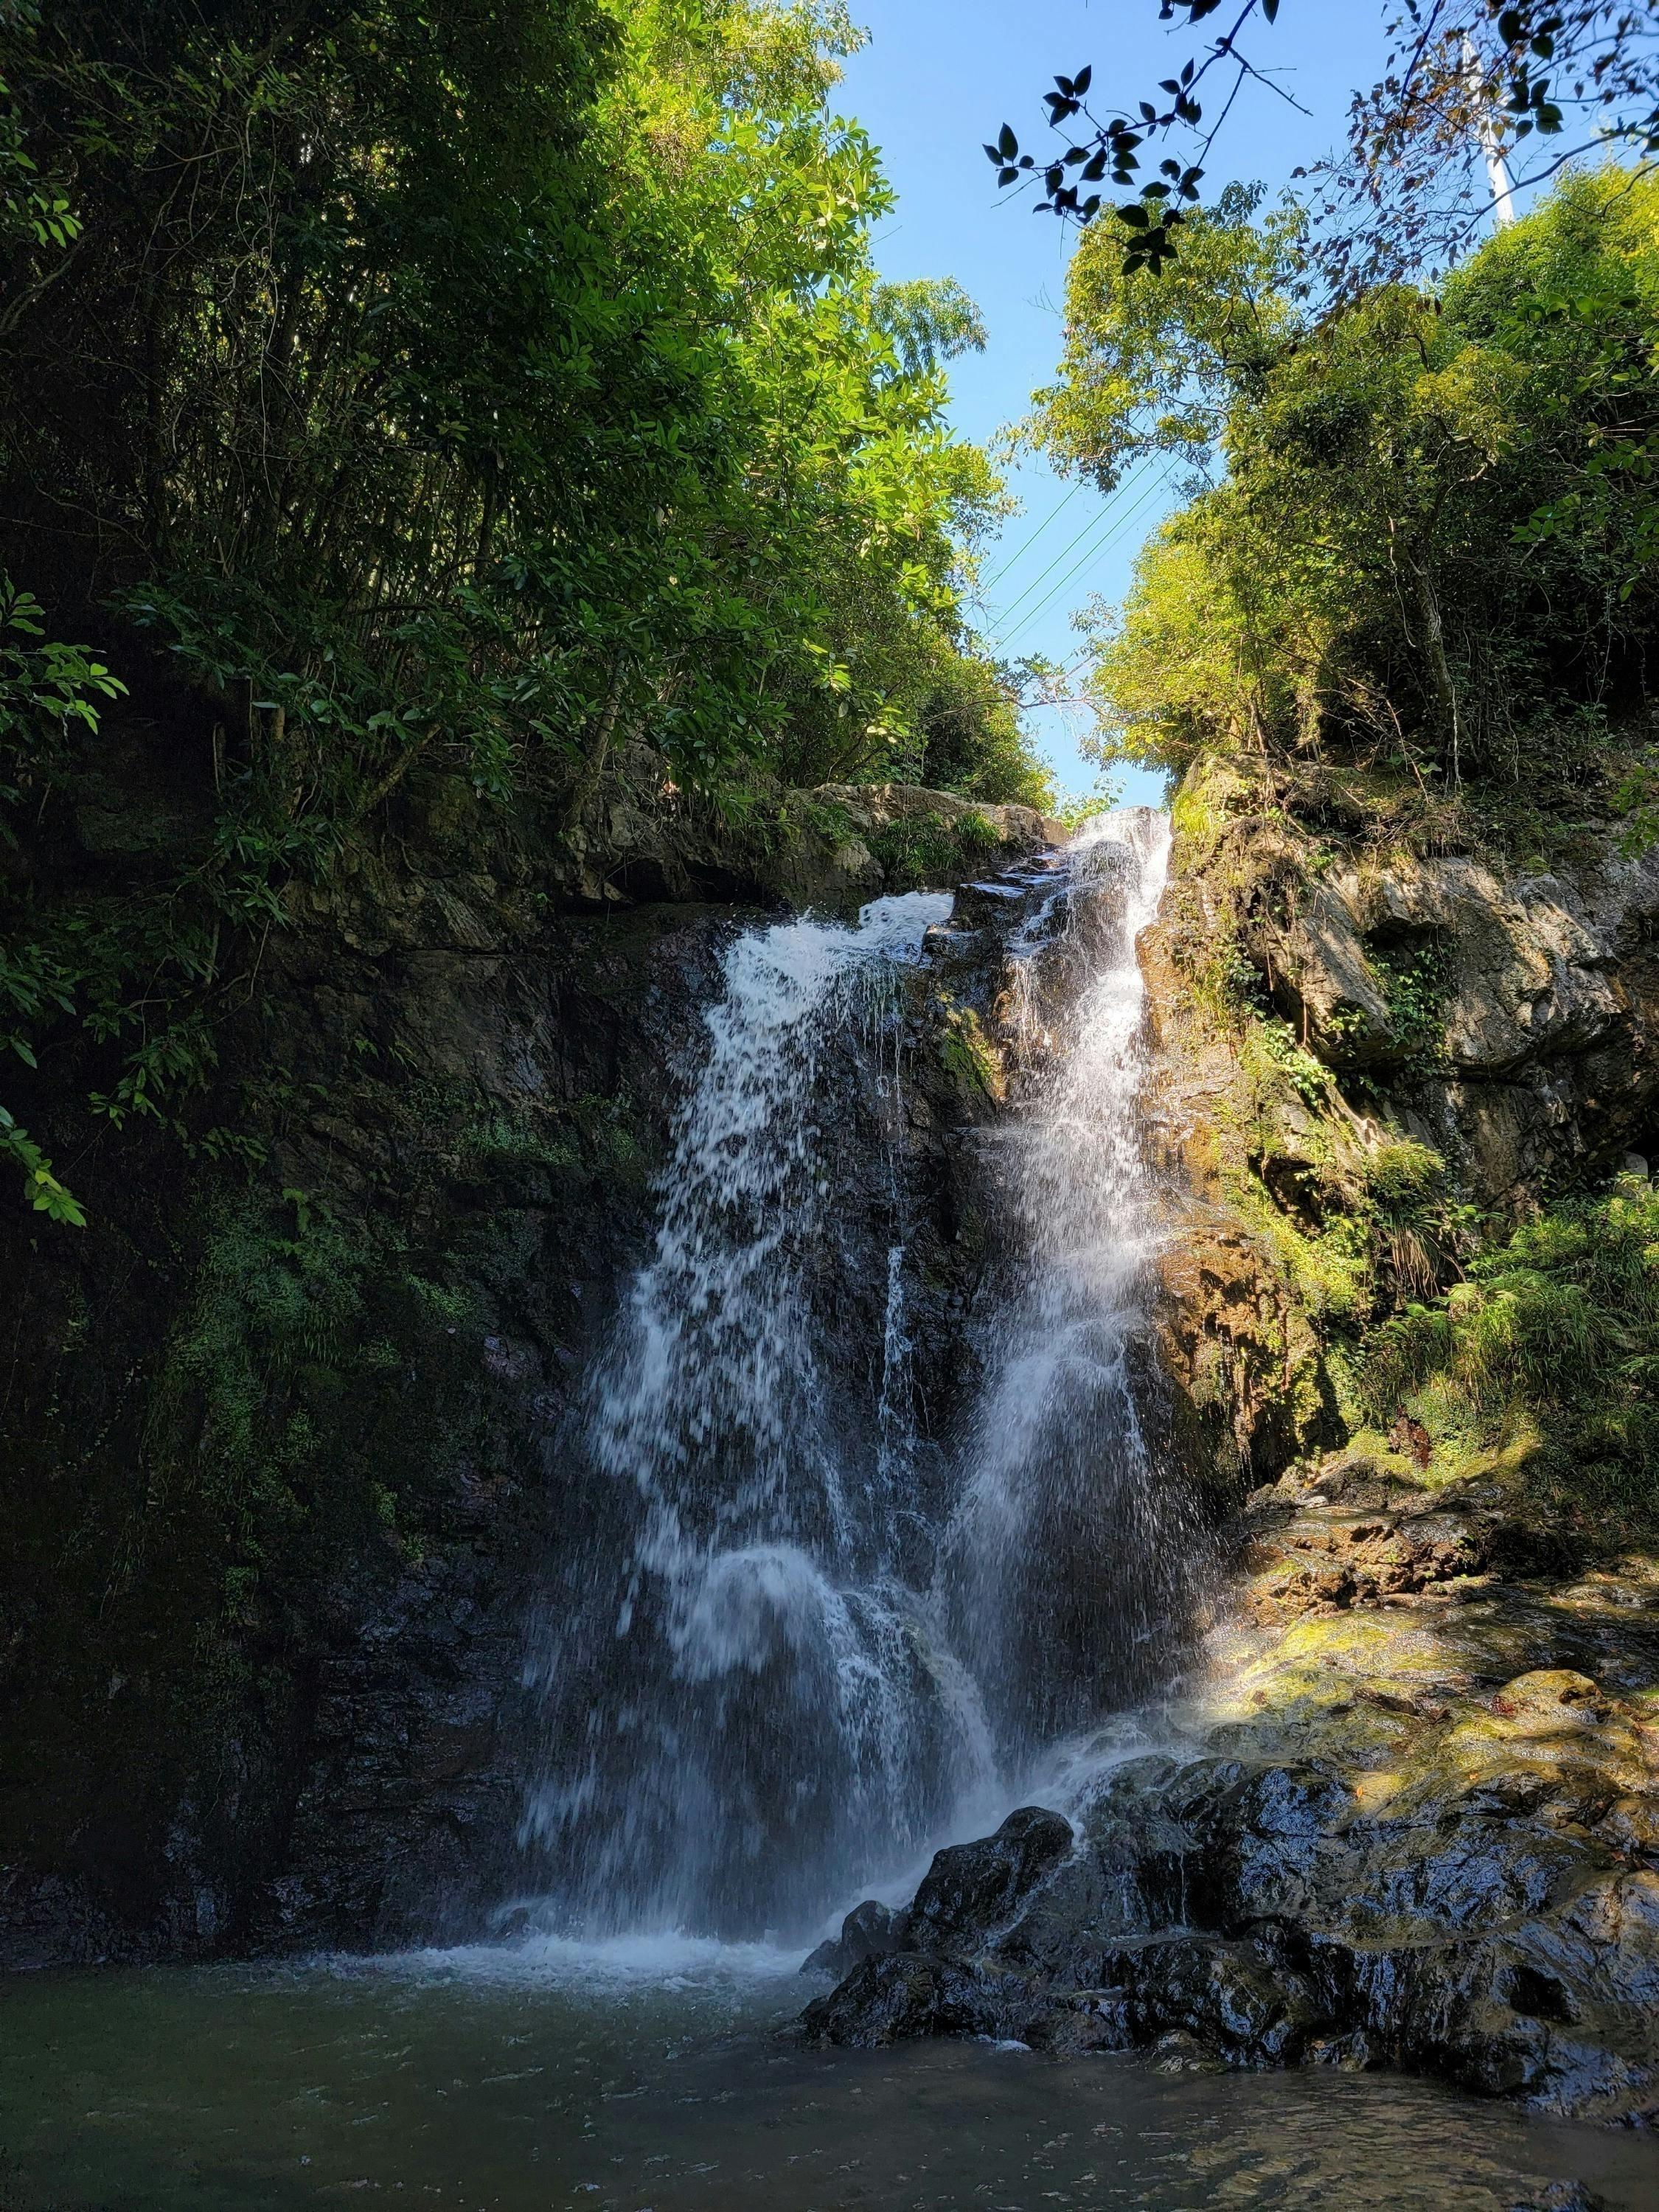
{"left": 516, "top": 812, "right": 1192, "bottom": 1942}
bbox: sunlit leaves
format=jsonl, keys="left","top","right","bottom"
{"left": 1048, "top": 171, "right": 1659, "bottom": 806}
{"left": 0, "top": 0, "right": 1048, "bottom": 1220}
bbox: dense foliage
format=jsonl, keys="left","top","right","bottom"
{"left": 1366, "top": 1177, "right": 1659, "bottom": 1523}
{"left": 0, "top": 0, "right": 1046, "bottom": 1219}
{"left": 1043, "top": 171, "right": 1659, "bottom": 806}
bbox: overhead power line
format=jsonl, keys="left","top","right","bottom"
{"left": 995, "top": 492, "right": 1164, "bottom": 656}
{"left": 992, "top": 470, "right": 1175, "bottom": 655}
{"left": 978, "top": 477, "right": 1086, "bottom": 595}
{"left": 984, "top": 467, "right": 1158, "bottom": 639}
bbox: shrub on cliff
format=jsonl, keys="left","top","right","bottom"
{"left": 1364, "top": 1177, "right": 1659, "bottom": 1523}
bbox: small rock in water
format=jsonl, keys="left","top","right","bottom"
{"left": 1151, "top": 2028, "right": 1222, "bottom": 2076}
{"left": 800, "top": 1897, "right": 906, "bottom": 1979}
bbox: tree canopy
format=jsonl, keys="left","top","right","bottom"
{"left": 0, "top": 0, "right": 1051, "bottom": 1221}
{"left": 1037, "top": 170, "right": 1659, "bottom": 804}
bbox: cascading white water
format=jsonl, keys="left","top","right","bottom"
{"left": 517, "top": 814, "right": 1192, "bottom": 1941}
{"left": 519, "top": 891, "right": 996, "bottom": 1939}
{"left": 942, "top": 809, "right": 1192, "bottom": 1748}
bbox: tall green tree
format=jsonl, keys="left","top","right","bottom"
{"left": 1037, "top": 171, "right": 1659, "bottom": 790}
{"left": 0, "top": 0, "right": 1046, "bottom": 1220}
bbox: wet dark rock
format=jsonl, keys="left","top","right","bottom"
{"left": 801, "top": 1897, "right": 908, "bottom": 1979}
{"left": 799, "top": 1552, "right": 1659, "bottom": 2125}
{"left": 800, "top": 1952, "right": 1043, "bottom": 2048}
{"left": 1506, "top": 2186, "right": 1614, "bottom": 2212}
{"left": 799, "top": 1807, "right": 1075, "bottom": 1991}
{"left": 905, "top": 1806, "right": 1076, "bottom": 1951}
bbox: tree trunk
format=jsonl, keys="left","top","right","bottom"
{"left": 1412, "top": 562, "right": 1461, "bottom": 786}
{"left": 561, "top": 658, "right": 628, "bottom": 832}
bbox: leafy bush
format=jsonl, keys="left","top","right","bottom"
{"left": 868, "top": 807, "right": 1001, "bottom": 888}
{"left": 0, "top": 574, "right": 126, "bottom": 1220}
{"left": 911, "top": 652, "right": 1057, "bottom": 808}
{"left": 1364, "top": 1178, "right": 1659, "bottom": 1520}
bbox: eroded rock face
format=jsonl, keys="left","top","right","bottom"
{"left": 1231, "top": 1453, "right": 1582, "bottom": 1620}
{"left": 1158, "top": 775, "right": 1659, "bottom": 1220}
{"left": 1130, "top": 762, "right": 1659, "bottom": 1506}
{"left": 798, "top": 1501, "right": 1659, "bottom": 2126}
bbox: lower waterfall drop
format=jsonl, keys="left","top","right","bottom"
{"left": 517, "top": 811, "right": 1192, "bottom": 1942}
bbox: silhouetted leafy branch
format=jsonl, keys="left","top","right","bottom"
{"left": 987, "top": 1, "right": 1659, "bottom": 288}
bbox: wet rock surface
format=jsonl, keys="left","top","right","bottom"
{"left": 786, "top": 775, "right": 1659, "bottom": 2127}
{"left": 799, "top": 1473, "right": 1659, "bottom": 2126}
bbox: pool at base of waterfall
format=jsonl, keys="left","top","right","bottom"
{"left": 3, "top": 1952, "right": 1656, "bottom": 2212}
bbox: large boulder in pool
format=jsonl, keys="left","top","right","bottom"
{"left": 799, "top": 1807, "right": 1074, "bottom": 2048}
{"left": 904, "top": 1806, "right": 1076, "bottom": 1952}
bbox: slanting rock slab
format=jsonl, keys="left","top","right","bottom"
{"left": 1229, "top": 1454, "right": 1582, "bottom": 1621}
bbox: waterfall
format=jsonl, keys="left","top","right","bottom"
{"left": 517, "top": 813, "right": 1187, "bottom": 1942}
{"left": 943, "top": 809, "right": 1193, "bottom": 1749}
{"left": 518, "top": 892, "right": 992, "bottom": 1940}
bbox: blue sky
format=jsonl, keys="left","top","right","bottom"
{"left": 837, "top": 3, "right": 1399, "bottom": 805}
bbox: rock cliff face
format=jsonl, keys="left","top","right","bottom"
{"left": 797, "top": 764, "right": 1659, "bottom": 2126}
{"left": 1140, "top": 760, "right": 1659, "bottom": 1492}
{"left": 1251, "top": 844, "right": 1659, "bottom": 1200}
{"left": 0, "top": 887, "right": 720, "bottom": 1968}
{"left": 0, "top": 754, "right": 1057, "bottom": 1970}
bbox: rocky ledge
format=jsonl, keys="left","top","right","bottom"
{"left": 799, "top": 1453, "right": 1659, "bottom": 2125}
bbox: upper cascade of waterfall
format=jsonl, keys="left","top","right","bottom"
{"left": 516, "top": 814, "right": 1195, "bottom": 1944}
{"left": 590, "top": 889, "right": 952, "bottom": 1546}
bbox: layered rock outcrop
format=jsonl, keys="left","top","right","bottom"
{"left": 1141, "top": 759, "right": 1659, "bottom": 1492}
{"left": 800, "top": 1465, "right": 1659, "bottom": 2124}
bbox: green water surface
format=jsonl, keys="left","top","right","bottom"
{"left": 2, "top": 1943, "right": 1656, "bottom": 2211}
